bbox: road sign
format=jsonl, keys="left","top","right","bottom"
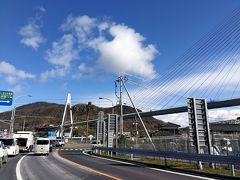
{"left": 0, "top": 91, "right": 13, "bottom": 106}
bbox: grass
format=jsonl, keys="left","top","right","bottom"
{"left": 94, "top": 150, "right": 240, "bottom": 178}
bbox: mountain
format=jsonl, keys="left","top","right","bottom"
{"left": 0, "top": 102, "right": 166, "bottom": 136}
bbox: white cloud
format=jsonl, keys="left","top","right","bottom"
{"left": 0, "top": 61, "right": 35, "bottom": 84}
{"left": 46, "top": 34, "right": 78, "bottom": 67}
{"left": 78, "top": 63, "right": 93, "bottom": 73}
{"left": 19, "top": 7, "right": 45, "bottom": 50}
{"left": 98, "top": 22, "right": 110, "bottom": 34}
{"left": 9, "top": 85, "right": 23, "bottom": 93}
{"left": 155, "top": 108, "right": 240, "bottom": 127}
{"left": 59, "top": 15, "right": 158, "bottom": 80}
{"left": 96, "top": 24, "right": 157, "bottom": 79}
{"left": 40, "top": 67, "right": 67, "bottom": 82}
{"left": 42, "top": 34, "right": 78, "bottom": 82}
{"left": 155, "top": 113, "right": 189, "bottom": 127}
{"left": 61, "top": 15, "right": 96, "bottom": 43}
{"left": 36, "top": 6, "right": 46, "bottom": 13}
{"left": 209, "top": 109, "right": 240, "bottom": 122}
{"left": 72, "top": 63, "right": 94, "bottom": 79}
{"left": 42, "top": 15, "right": 158, "bottom": 81}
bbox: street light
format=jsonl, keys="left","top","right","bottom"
{"left": 9, "top": 94, "right": 32, "bottom": 136}
{"left": 99, "top": 97, "right": 114, "bottom": 114}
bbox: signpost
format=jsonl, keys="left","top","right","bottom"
{"left": 0, "top": 91, "right": 13, "bottom": 106}
{"left": 96, "top": 111, "right": 105, "bottom": 145}
{"left": 187, "top": 97, "right": 212, "bottom": 169}
{"left": 107, "top": 114, "right": 118, "bottom": 148}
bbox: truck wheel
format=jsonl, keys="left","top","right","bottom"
{"left": 4, "top": 156, "right": 8, "bottom": 163}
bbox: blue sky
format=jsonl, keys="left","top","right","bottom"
{"left": 1, "top": 0, "right": 240, "bottom": 119}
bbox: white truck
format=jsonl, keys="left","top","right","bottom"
{"left": 13, "top": 131, "right": 34, "bottom": 152}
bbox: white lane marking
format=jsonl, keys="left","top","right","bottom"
{"left": 70, "top": 149, "right": 73, "bottom": 150}
{"left": 60, "top": 149, "right": 64, "bottom": 150}
{"left": 75, "top": 149, "right": 78, "bottom": 151}
{"left": 82, "top": 152, "right": 216, "bottom": 180}
{"left": 16, "top": 153, "right": 31, "bottom": 180}
{"left": 65, "top": 149, "right": 69, "bottom": 150}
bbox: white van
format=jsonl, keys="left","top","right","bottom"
{"left": 34, "top": 138, "right": 50, "bottom": 155}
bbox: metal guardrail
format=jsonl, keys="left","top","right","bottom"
{"left": 92, "top": 146, "right": 240, "bottom": 165}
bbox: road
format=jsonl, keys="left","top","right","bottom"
{"left": 0, "top": 149, "right": 217, "bottom": 180}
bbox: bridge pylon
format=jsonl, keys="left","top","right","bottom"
{"left": 60, "top": 93, "right": 73, "bottom": 139}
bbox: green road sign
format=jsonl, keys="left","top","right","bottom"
{"left": 0, "top": 91, "right": 13, "bottom": 106}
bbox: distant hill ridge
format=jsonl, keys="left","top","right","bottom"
{"left": 0, "top": 102, "right": 166, "bottom": 136}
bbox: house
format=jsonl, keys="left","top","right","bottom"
{"left": 152, "top": 122, "right": 181, "bottom": 136}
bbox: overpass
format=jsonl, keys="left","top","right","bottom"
{"left": 58, "top": 97, "right": 240, "bottom": 128}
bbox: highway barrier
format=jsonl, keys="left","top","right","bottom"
{"left": 92, "top": 146, "right": 240, "bottom": 164}
{"left": 92, "top": 146, "right": 240, "bottom": 176}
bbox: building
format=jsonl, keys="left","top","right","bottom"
{"left": 153, "top": 122, "right": 181, "bottom": 136}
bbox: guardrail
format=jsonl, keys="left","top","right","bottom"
{"left": 92, "top": 146, "right": 240, "bottom": 165}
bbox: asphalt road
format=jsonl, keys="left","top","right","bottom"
{"left": 0, "top": 154, "right": 22, "bottom": 180}
{"left": 0, "top": 149, "right": 216, "bottom": 180}
{"left": 58, "top": 149, "right": 213, "bottom": 180}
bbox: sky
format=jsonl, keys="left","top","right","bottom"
{"left": 1, "top": 0, "right": 240, "bottom": 126}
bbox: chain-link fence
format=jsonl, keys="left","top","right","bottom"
{"left": 117, "top": 133, "right": 240, "bottom": 155}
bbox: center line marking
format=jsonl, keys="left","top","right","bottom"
{"left": 55, "top": 150, "right": 121, "bottom": 180}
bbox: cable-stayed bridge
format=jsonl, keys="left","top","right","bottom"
{"left": 59, "top": 8, "right": 240, "bottom": 129}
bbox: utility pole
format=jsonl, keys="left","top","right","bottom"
{"left": 9, "top": 105, "right": 16, "bottom": 135}
{"left": 115, "top": 75, "right": 156, "bottom": 150}
{"left": 119, "top": 76, "right": 123, "bottom": 135}
{"left": 22, "top": 119, "right": 25, "bottom": 131}
{"left": 86, "top": 102, "right": 91, "bottom": 138}
{"left": 9, "top": 94, "right": 32, "bottom": 136}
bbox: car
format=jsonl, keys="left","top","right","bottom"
{"left": 58, "top": 140, "right": 65, "bottom": 147}
{"left": 51, "top": 139, "right": 64, "bottom": 147}
{"left": 0, "top": 141, "right": 8, "bottom": 167}
{"left": 0, "top": 138, "right": 19, "bottom": 156}
{"left": 50, "top": 139, "right": 59, "bottom": 147}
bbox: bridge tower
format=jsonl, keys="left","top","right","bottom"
{"left": 59, "top": 93, "right": 73, "bottom": 139}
